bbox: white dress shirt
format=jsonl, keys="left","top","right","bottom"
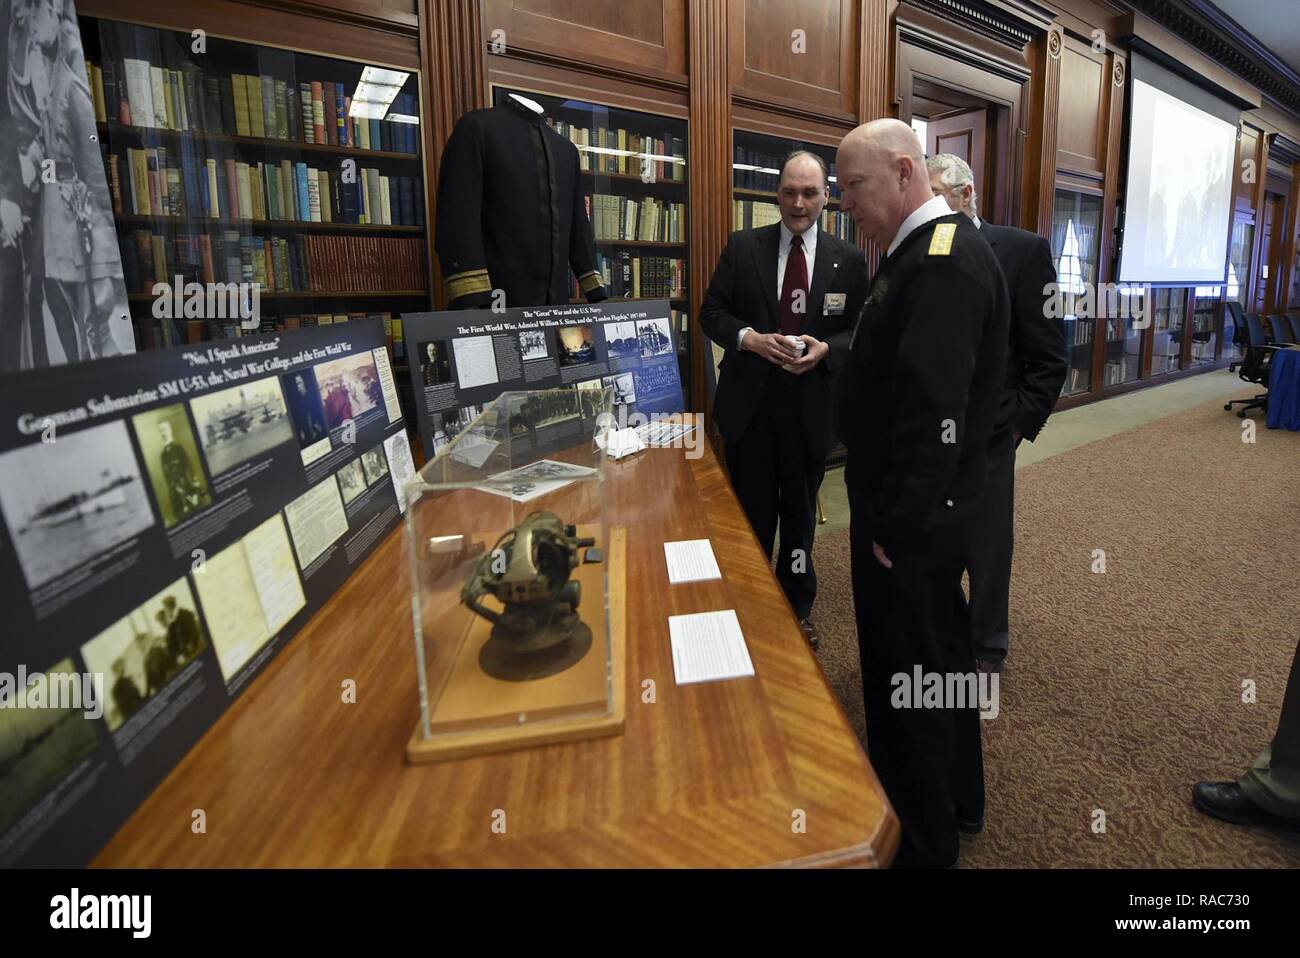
{"left": 738, "top": 220, "right": 819, "bottom": 349}
{"left": 886, "top": 195, "right": 955, "bottom": 258}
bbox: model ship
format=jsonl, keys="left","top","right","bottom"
{"left": 20, "top": 470, "right": 137, "bottom": 533}
{"left": 461, "top": 511, "right": 598, "bottom": 680}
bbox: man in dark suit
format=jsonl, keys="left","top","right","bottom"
{"left": 701, "top": 151, "right": 870, "bottom": 647}
{"left": 834, "top": 120, "right": 1009, "bottom": 868}
{"left": 927, "top": 153, "right": 1067, "bottom": 674}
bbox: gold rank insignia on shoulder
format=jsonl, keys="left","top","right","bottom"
{"left": 928, "top": 222, "right": 956, "bottom": 256}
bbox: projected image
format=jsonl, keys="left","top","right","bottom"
{"left": 1119, "top": 77, "right": 1236, "bottom": 284}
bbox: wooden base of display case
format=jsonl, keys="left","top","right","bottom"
{"left": 406, "top": 526, "right": 627, "bottom": 763}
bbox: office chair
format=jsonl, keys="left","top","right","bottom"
{"left": 1289, "top": 313, "right": 1300, "bottom": 343}
{"left": 1224, "top": 314, "right": 1278, "bottom": 418}
{"left": 1267, "top": 314, "right": 1297, "bottom": 347}
{"left": 1225, "top": 301, "right": 1249, "bottom": 372}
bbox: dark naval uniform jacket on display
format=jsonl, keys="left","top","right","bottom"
{"left": 701, "top": 223, "right": 870, "bottom": 460}
{"left": 834, "top": 209, "right": 1009, "bottom": 869}
{"left": 434, "top": 96, "right": 607, "bottom": 309}
{"left": 965, "top": 220, "right": 1066, "bottom": 669}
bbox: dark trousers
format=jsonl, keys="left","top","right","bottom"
{"left": 725, "top": 378, "right": 824, "bottom": 620}
{"left": 966, "top": 442, "right": 1015, "bottom": 666}
{"left": 1240, "top": 638, "right": 1300, "bottom": 817}
{"left": 850, "top": 490, "right": 985, "bottom": 868}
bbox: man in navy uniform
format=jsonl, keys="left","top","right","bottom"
{"left": 926, "top": 153, "right": 1067, "bottom": 673}
{"left": 701, "top": 151, "right": 870, "bottom": 648}
{"left": 834, "top": 120, "right": 1009, "bottom": 868}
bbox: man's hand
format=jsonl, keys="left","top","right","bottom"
{"left": 0, "top": 199, "right": 23, "bottom": 247}
{"left": 872, "top": 540, "right": 892, "bottom": 569}
{"left": 741, "top": 330, "right": 800, "bottom": 365}
{"left": 783, "top": 335, "right": 829, "bottom": 375}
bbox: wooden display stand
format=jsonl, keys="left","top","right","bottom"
{"left": 406, "top": 526, "right": 626, "bottom": 763}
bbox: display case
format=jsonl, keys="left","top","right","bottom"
{"left": 404, "top": 388, "right": 625, "bottom": 763}
{"left": 1051, "top": 189, "right": 1103, "bottom": 397}
{"left": 79, "top": 16, "right": 430, "bottom": 358}
{"left": 731, "top": 130, "right": 854, "bottom": 241}
{"left": 1105, "top": 286, "right": 1145, "bottom": 386}
{"left": 489, "top": 85, "right": 691, "bottom": 402}
{"left": 1190, "top": 288, "right": 1223, "bottom": 366}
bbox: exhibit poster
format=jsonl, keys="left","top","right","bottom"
{"left": 0, "top": 0, "right": 134, "bottom": 371}
{"left": 0, "top": 319, "right": 409, "bottom": 865}
{"left": 401, "top": 300, "right": 685, "bottom": 460}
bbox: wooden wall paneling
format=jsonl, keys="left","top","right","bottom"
{"left": 78, "top": 0, "right": 421, "bottom": 67}
{"left": 728, "top": 0, "right": 857, "bottom": 122}
{"left": 1098, "top": 47, "right": 1124, "bottom": 287}
{"left": 927, "top": 108, "right": 988, "bottom": 203}
{"left": 481, "top": 0, "right": 688, "bottom": 85}
{"left": 423, "top": 0, "right": 486, "bottom": 309}
{"left": 690, "top": 0, "right": 732, "bottom": 416}
{"left": 860, "top": 0, "right": 890, "bottom": 122}
{"left": 1275, "top": 152, "right": 1300, "bottom": 315}
{"left": 1056, "top": 34, "right": 1106, "bottom": 176}
{"left": 1247, "top": 129, "right": 1269, "bottom": 314}
{"left": 1022, "top": 25, "right": 1060, "bottom": 234}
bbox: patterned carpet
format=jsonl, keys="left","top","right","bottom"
{"left": 810, "top": 398, "right": 1300, "bottom": 867}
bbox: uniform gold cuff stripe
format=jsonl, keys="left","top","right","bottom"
{"left": 578, "top": 271, "right": 604, "bottom": 293}
{"left": 445, "top": 270, "right": 491, "bottom": 300}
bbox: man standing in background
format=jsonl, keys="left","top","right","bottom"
{"left": 701, "top": 150, "right": 869, "bottom": 649}
{"left": 927, "top": 153, "right": 1067, "bottom": 674}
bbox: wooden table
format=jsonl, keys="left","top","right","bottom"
{"left": 93, "top": 424, "right": 898, "bottom": 867}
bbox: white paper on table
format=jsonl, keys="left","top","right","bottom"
{"left": 668, "top": 609, "right": 754, "bottom": 685}
{"left": 450, "top": 433, "right": 498, "bottom": 468}
{"left": 597, "top": 426, "right": 645, "bottom": 460}
{"left": 663, "top": 538, "right": 722, "bottom": 584}
{"left": 635, "top": 420, "right": 696, "bottom": 447}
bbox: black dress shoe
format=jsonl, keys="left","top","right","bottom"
{"left": 799, "top": 618, "right": 821, "bottom": 650}
{"left": 957, "top": 816, "right": 984, "bottom": 835}
{"left": 1192, "top": 781, "right": 1300, "bottom": 831}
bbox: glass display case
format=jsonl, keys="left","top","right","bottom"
{"left": 80, "top": 16, "right": 429, "bottom": 358}
{"left": 1051, "top": 189, "right": 1103, "bottom": 396}
{"left": 1224, "top": 217, "right": 1255, "bottom": 360}
{"left": 404, "top": 388, "right": 623, "bottom": 762}
{"left": 1105, "top": 285, "right": 1145, "bottom": 387}
{"left": 490, "top": 86, "right": 691, "bottom": 401}
{"left": 1190, "top": 287, "right": 1223, "bottom": 366}
{"left": 731, "top": 130, "right": 854, "bottom": 241}
{"left": 1149, "top": 288, "right": 1186, "bottom": 375}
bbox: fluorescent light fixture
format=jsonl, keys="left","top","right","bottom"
{"left": 349, "top": 99, "right": 389, "bottom": 120}
{"left": 360, "top": 66, "right": 409, "bottom": 88}
{"left": 576, "top": 145, "right": 684, "bottom": 165}
{"left": 386, "top": 113, "right": 420, "bottom": 125}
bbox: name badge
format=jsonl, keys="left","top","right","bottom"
{"left": 823, "top": 293, "right": 847, "bottom": 315}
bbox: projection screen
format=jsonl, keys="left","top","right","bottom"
{"left": 1117, "top": 54, "right": 1239, "bottom": 284}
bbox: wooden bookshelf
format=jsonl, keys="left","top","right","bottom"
{"left": 97, "top": 122, "right": 420, "bottom": 163}
{"left": 113, "top": 213, "right": 422, "bottom": 233}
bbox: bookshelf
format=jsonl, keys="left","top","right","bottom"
{"left": 1149, "top": 288, "right": 1186, "bottom": 376}
{"left": 731, "top": 131, "right": 854, "bottom": 242}
{"left": 1051, "top": 189, "right": 1103, "bottom": 397}
{"left": 1190, "top": 289, "right": 1223, "bottom": 366}
{"left": 489, "top": 84, "right": 692, "bottom": 394}
{"left": 79, "top": 15, "right": 430, "bottom": 355}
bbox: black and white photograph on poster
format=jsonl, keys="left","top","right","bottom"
{"left": 418, "top": 340, "right": 453, "bottom": 386}
{"left": 603, "top": 321, "right": 639, "bottom": 358}
{"left": 0, "top": 0, "right": 134, "bottom": 373}
{"left": 131, "top": 404, "right": 212, "bottom": 529}
{"left": 557, "top": 327, "right": 596, "bottom": 366}
{"left": 360, "top": 445, "right": 389, "bottom": 485}
{"left": 0, "top": 658, "right": 100, "bottom": 839}
{"left": 190, "top": 378, "right": 294, "bottom": 477}
{"left": 507, "top": 390, "right": 579, "bottom": 437}
{"left": 0, "top": 420, "right": 155, "bottom": 591}
{"left": 79, "top": 576, "right": 208, "bottom": 733}
{"left": 603, "top": 372, "right": 637, "bottom": 406}
{"left": 575, "top": 379, "right": 607, "bottom": 420}
{"left": 316, "top": 352, "right": 384, "bottom": 431}
{"left": 637, "top": 318, "right": 674, "bottom": 358}
{"left": 383, "top": 430, "right": 417, "bottom": 513}
{"left": 337, "top": 458, "right": 366, "bottom": 505}
{"left": 432, "top": 403, "right": 484, "bottom": 453}
{"left": 518, "top": 330, "right": 549, "bottom": 362}
{"left": 282, "top": 368, "right": 329, "bottom": 448}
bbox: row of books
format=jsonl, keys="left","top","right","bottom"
{"left": 106, "top": 146, "right": 423, "bottom": 227}
{"left": 733, "top": 145, "right": 839, "bottom": 196}
{"left": 731, "top": 199, "right": 854, "bottom": 241}
{"left": 1102, "top": 358, "right": 1137, "bottom": 387}
{"left": 1062, "top": 315, "right": 1094, "bottom": 346}
{"left": 87, "top": 58, "right": 419, "bottom": 153}
{"left": 546, "top": 119, "right": 686, "bottom": 181}
{"left": 589, "top": 194, "right": 686, "bottom": 243}
{"left": 576, "top": 253, "right": 686, "bottom": 301}
{"left": 1062, "top": 367, "right": 1089, "bottom": 394}
{"left": 120, "top": 230, "right": 427, "bottom": 295}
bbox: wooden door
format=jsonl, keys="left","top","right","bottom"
{"left": 927, "top": 108, "right": 987, "bottom": 213}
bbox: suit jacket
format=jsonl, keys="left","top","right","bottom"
{"left": 978, "top": 222, "right": 1067, "bottom": 444}
{"left": 700, "top": 224, "right": 870, "bottom": 459}
{"left": 832, "top": 213, "right": 1009, "bottom": 554}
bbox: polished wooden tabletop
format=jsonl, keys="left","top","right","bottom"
{"left": 93, "top": 422, "right": 898, "bottom": 867}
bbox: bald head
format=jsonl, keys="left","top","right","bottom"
{"left": 836, "top": 118, "right": 932, "bottom": 247}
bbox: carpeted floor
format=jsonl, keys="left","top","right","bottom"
{"left": 810, "top": 398, "right": 1300, "bottom": 867}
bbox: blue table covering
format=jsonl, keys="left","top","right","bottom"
{"left": 1267, "top": 347, "right": 1300, "bottom": 431}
